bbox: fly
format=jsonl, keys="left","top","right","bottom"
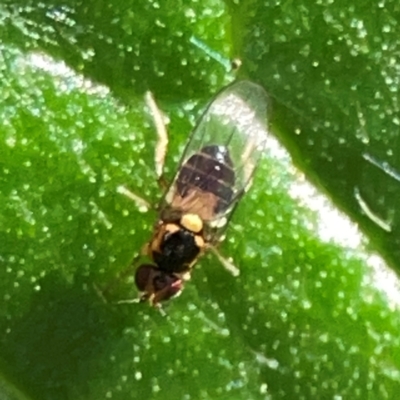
{"left": 118, "top": 80, "right": 269, "bottom": 308}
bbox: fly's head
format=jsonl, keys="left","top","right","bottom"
{"left": 134, "top": 263, "right": 183, "bottom": 306}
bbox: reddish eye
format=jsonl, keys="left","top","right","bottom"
{"left": 135, "top": 264, "right": 156, "bottom": 291}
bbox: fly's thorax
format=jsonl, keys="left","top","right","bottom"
{"left": 148, "top": 213, "right": 205, "bottom": 273}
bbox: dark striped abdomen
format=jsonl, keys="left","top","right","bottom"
{"left": 176, "top": 145, "right": 235, "bottom": 213}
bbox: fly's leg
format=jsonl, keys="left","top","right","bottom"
{"left": 115, "top": 92, "right": 169, "bottom": 211}
{"left": 209, "top": 246, "right": 240, "bottom": 277}
{"left": 99, "top": 92, "right": 170, "bottom": 304}
{"left": 117, "top": 185, "right": 152, "bottom": 212}
{"left": 116, "top": 297, "right": 168, "bottom": 316}
{"left": 145, "top": 91, "right": 169, "bottom": 186}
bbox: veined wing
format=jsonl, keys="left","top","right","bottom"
{"left": 161, "top": 80, "right": 269, "bottom": 244}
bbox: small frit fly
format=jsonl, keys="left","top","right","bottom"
{"left": 120, "top": 80, "right": 269, "bottom": 308}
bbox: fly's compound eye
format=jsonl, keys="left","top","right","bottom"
{"left": 135, "top": 264, "right": 183, "bottom": 304}
{"left": 134, "top": 263, "right": 156, "bottom": 291}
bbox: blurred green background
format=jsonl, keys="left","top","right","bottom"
{"left": 1, "top": 0, "right": 400, "bottom": 399}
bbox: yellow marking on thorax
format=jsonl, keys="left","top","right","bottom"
{"left": 180, "top": 213, "right": 203, "bottom": 233}
{"left": 194, "top": 235, "right": 205, "bottom": 249}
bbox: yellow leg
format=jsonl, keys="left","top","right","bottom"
{"left": 145, "top": 91, "right": 169, "bottom": 180}
{"left": 209, "top": 246, "right": 240, "bottom": 277}
{"left": 117, "top": 185, "right": 151, "bottom": 212}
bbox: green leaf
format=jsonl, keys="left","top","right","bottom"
{"left": 231, "top": 0, "right": 400, "bottom": 272}
{"left": 1, "top": 1, "right": 399, "bottom": 400}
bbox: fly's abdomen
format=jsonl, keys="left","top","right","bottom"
{"left": 176, "top": 145, "right": 235, "bottom": 213}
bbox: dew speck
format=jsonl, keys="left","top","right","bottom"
{"left": 134, "top": 371, "right": 142, "bottom": 380}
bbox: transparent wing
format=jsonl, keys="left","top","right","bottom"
{"left": 161, "top": 80, "right": 269, "bottom": 244}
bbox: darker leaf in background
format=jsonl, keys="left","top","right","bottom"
{"left": 1, "top": 273, "right": 123, "bottom": 400}
{"left": 230, "top": 0, "right": 400, "bottom": 274}
{"left": 1, "top": 1, "right": 400, "bottom": 400}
